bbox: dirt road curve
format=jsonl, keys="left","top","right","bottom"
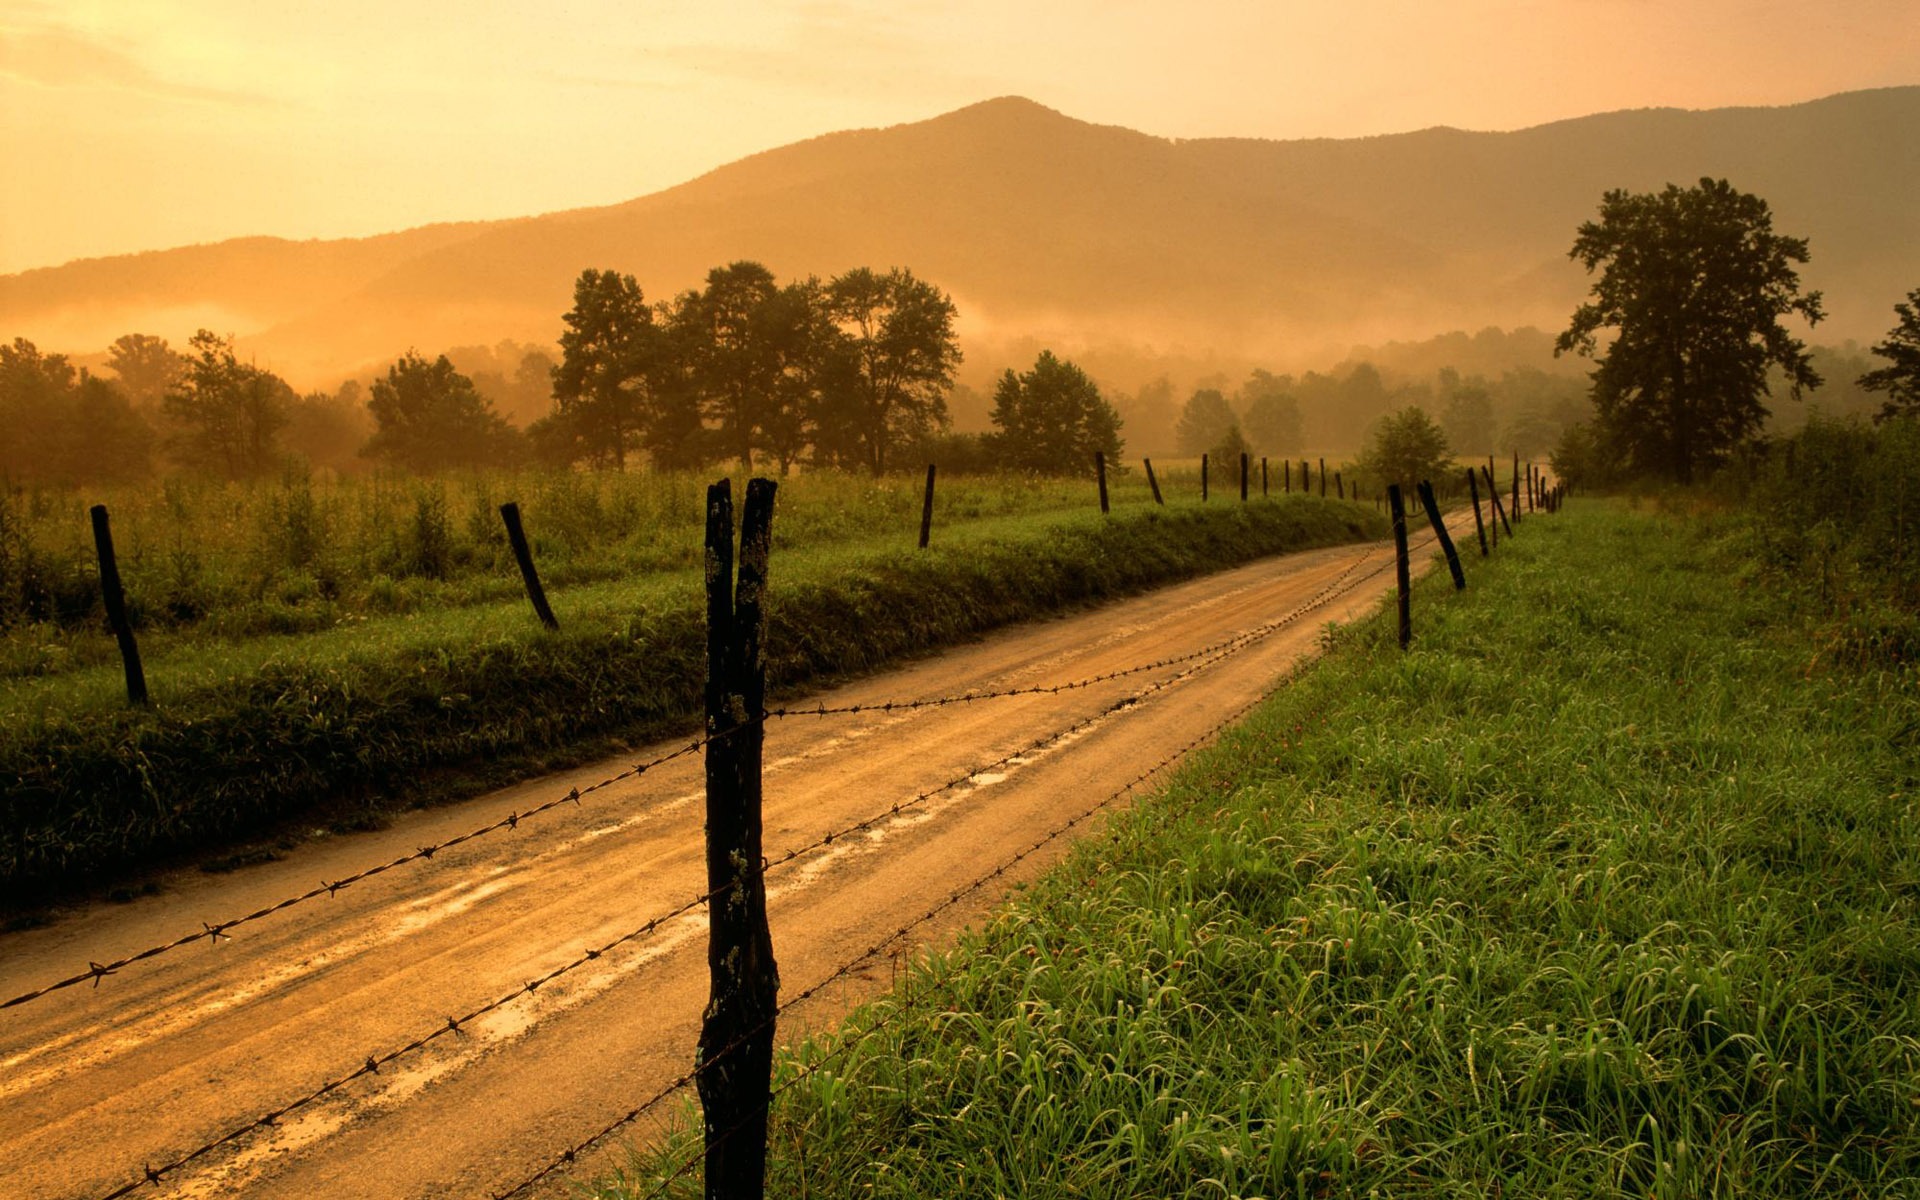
{"left": 1, "top": 521, "right": 1463, "bottom": 1200}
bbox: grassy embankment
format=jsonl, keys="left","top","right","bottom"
{"left": 598, "top": 498, "right": 1920, "bottom": 1197}
{"left": 0, "top": 465, "right": 1385, "bottom": 904}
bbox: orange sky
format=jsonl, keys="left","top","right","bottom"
{"left": 3, "top": 0, "right": 1916, "bottom": 275}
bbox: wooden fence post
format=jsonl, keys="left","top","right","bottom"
{"left": 1465, "top": 468, "right": 1489, "bottom": 557}
{"left": 89, "top": 505, "right": 148, "bottom": 707}
{"left": 1418, "top": 480, "right": 1466, "bottom": 590}
{"left": 1144, "top": 458, "right": 1164, "bottom": 505}
{"left": 1095, "top": 451, "right": 1110, "bottom": 514}
{"left": 699, "top": 478, "right": 780, "bottom": 1200}
{"left": 1284, "top": 459, "right": 1291, "bottom": 493}
{"left": 1511, "top": 453, "right": 1521, "bottom": 522}
{"left": 1201, "top": 454, "right": 1209, "bottom": 502}
{"left": 1261, "top": 456, "right": 1268, "bottom": 496}
{"left": 1388, "top": 484, "right": 1411, "bottom": 650}
{"left": 1335, "top": 471, "right": 1344, "bottom": 500}
{"left": 499, "top": 502, "right": 560, "bottom": 629}
{"left": 1239, "top": 452, "right": 1249, "bottom": 502}
{"left": 918, "top": 463, "right": 936, "bottom": 548}
{"left": 1482, "top": 466, "right": 1512, "bottom": 538}
{"left": 1319, "top": 457, "right": 1327, "bottom": 498}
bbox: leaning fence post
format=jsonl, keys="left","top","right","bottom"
{"left": 1144, "top": 458, "right": 1164, "bottom": 505}
{"left": 90, "top": 505, "right": 148, "bottom": 706}
{"left": 1388, "top": 484, "right": 1411, "bottom": 650}
{"left": 1482, "top": 465, "right": 1512, "bottom": 538}
{"left": 699, "top": 477, "right": 780, "bottom": 1200}
{"left": 918, "top": 463, "right": 936, "bottom": 548}
{"left": 1239, "top": 452, "right": 1249, "bottom": 502}
{"left": 1466, "top": 468, "right": 1489, "bottom": 557}
{"left": 1418, "top": 480, "right": 1466, "bottom": 590}
{"left": 499, "top": 502, "right": 560, "bottom": 629}
{"left": 1201, "top": 453, "right": 1209, "bottom": 502}
{"left": 1095, "top": 451, "right": 1110, "bottom": 514}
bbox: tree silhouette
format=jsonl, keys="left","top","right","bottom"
{"left": 818, "top": 267, "right": 961, "bottom": 476}
{"left": 552, "top": 269, "right": 659, "bottom": 469}
{"left": 986, "top": 350, "right": 1123, "bottom": 475}
{"left": 1556, "top": 178, "right": 1823, "bottom": 482}
{"left": 1361, "top": 406, "right": 1451, "bottom": 491}
{"left": 363, "top": 352, "right": 516, "bottom": 472}
{"left": 1174, "top": 388, "right": 1236, "bottom": 456}
{"left": 1859, "top": 287, "right": 1920, "bottom": 423}
{"left": 164, "top": 329, "right": 289, "bottom": 479}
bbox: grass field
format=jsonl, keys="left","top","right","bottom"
{"left": 0, "top": 464, "right": 1387, "bottom": 904}
{"left": 596, "top": 498, "right": 1920, "bottom": 1198}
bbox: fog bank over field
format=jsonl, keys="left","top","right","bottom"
{"left": 2, "top": 87, "right": 1915, "bottom": 390}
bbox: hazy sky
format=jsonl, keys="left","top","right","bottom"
{"left": 3, "top": 0, "right": 1916, "bottom": 275}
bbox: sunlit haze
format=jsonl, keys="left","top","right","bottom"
{"left": 3, "top": 0, "right": 1916, "bottom": 274}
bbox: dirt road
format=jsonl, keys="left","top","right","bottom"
{"left": 0, "top": 521, "right": 1462, "bottom": 1200}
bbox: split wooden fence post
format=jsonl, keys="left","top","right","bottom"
{"left": 699, "top": 477, "right": 780, "bottom": 1200}
{"left": 1095, "top": 451, "right": 1110, "bottom": 514}
{"left": 918, "top": 463, "right": 936, "bottom": 548}
{"left": 1465, "top": 468, "right": 1489, "bottom": 557}
{"left": 1388, "top": 484, "right": 1411, "bottom": 650}
{"left": 499, "top": 502, "right": 559, "bottom": 629}
{"left": 1418, "top": 480, "right": 1465, "bottom": 590}
{"left": 89, "top": 505, "right": 147, "bottom": 706}
{"left": 1144, "top": 458, "right": 1164, "bottom": 505}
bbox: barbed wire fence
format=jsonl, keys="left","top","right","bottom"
{"left": 16, "top": 475, "right": 1523, "bottom": 1200}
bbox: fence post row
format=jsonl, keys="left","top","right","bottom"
{"left": 700, "top": 477, "right": 780, "bottom": 1200}
{"left": 1465, "top": 468, "right": 1489, "bottom": 557}
{"left": 1095, "top": 451, "right": 1110, "bottom": 515}
{"left": 1387, "top": 484, "right": 1412, "bottom": 650}
{"left": 499, "top": 502, "right": 560, "bottom": 630}
{"left": 1417, "top": 480, "right": 1466, "bottom": 591}
{"left": 918, "top": 464, "right": 937, "bottom": 548}
{"left": 1144, "top": 458, "right": 1164, "bottom": 505}
{"left": 89, "top": 505, "right": 148, "bottom": 707}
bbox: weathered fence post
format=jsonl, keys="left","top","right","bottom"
{"left": 1335, "top": 471, "right": 1344, "bottom": 501}
{"left": 1261, "top": 456, "right": 1269, "bottom": 496}
{"left": 499, "top": 502, "right": 560, "bottom": 629}
{"left": 89, "top": 505, "right": 147, "bottom": 706}
{"left": 1418, "top": 480, "right": 1466, "bottom": 591}
{"left": 1239, "top": 452, "right": 1249, "bottom": 502}
{"left": 1482, "top": 466, "right": 1512, "bottom": 538}
{"left": 1319, "top": 457, "right": 1327, "bottom": 498}
{"left": 1388, "top": 484, "right": 1411, "bottom": 650}
{"left": 1144, "top": 458, "right": 1164, "bottom": 505}
{"left": 1511, "top": 453, "right": 1521, "bottom": 522}
{"left": 699, "top": 478, "right": 780, "bottom": 1200}
{"left": 1466, "top": 468, "right": 1489, "bottom": 557}
{"left": 1095, "top": 451, "right": 1110, "bottom": 514}
{"left": 1201, "top": 454, "right": 1209, "bottom": 502}
{"left": 1284, "top": 459, "right": 1292, "bottom": 493}
{"left": 918, "top": 463, "right": 936, "bottom": 548}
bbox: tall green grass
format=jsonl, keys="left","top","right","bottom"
{"left": 0, "top": 485, "right": 1382, "bottom": 904}
{"left": 596, "top": 500, "right": 1920, "bottom": 1198}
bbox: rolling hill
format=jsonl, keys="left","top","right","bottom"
{"left": 4, "top": 87, "right": 1915, "bottom": 386}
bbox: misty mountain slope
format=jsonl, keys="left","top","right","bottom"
{"left": 4, "top": 89, "right": 1914, "bottom": 383}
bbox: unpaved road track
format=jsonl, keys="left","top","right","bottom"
{"left": 1, "top": 522, "right": 1463, "bottom": 1200}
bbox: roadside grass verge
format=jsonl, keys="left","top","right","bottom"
{"left": 596, "top": 500, "right": 1920, "bottom": 1198}
{"left": 0, "top": 493, "right": 1381, "bottom": 905}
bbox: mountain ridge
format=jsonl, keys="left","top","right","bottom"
{"left": 4, "top": 87, "right": 1914, "bottom": 385}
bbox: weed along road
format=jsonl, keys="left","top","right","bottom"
{"left": 0, "top": 519, "right": 1467, "bottom": 1200}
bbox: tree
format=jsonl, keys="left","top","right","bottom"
{"left": 1208, "top": 423, "right": 1253, "bottom": 473}
{"left": 163, "top": 329, "right": 289, "bottom": 478}
{"left": 678, "top": 260, "right": 782, "bottom": 469}
{"left": 285, "top": 380, "right": 375, "bottom": 477}
{"left": 1174, "top": 388, "right": 1236, "bottom": 456}
{"left": 985, "top": 351, "right": 1124, "bottom": 475}
{"left": 1555, "top": 177, "right": 1824, "bottom": 483}
{"left": 1360, "top": 406, "right": 1451, "bottom": 491}
{"left": 1436, "top": 368, "right": 1495, "bottom": 455}
{"left": 818, "top": 267, "right": 961, "bottom": 475}
{"left": 106, "top": 333, "right": 185, "bottom": 410}
{"left": 363, "top": 352, "right": 517, "bottom": 472}
{"left": 552, "top": 269, "right": 660, "bottom": 469}
{"left": 0, "top": 338, "right": 152, "bottom": 484}
{"left": 1859, "top": 287, "right": 1920, "bottom": 423}
{"left": 1239, "top": 370, "right": 1302, "bottom": 457}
